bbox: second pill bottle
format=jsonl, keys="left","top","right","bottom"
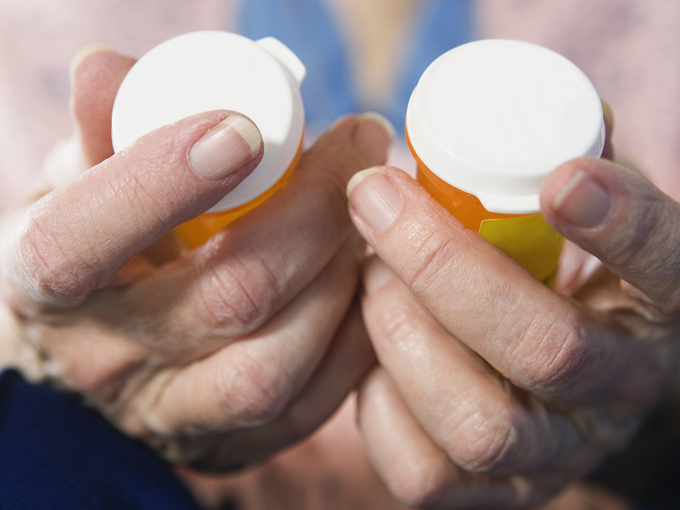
{"left": 112, "top": 31, "right": 306, "bottom": 250}
{"left": 406, "top": 39, "right": 605, "bottom": 285}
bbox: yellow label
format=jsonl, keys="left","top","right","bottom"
{"left": 479, "top": 214, "right": 564, "bottom": 285}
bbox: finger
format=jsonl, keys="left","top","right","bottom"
{"left": 541, "top": 156, "right": 680, "bottom": 315}
{"left": 3, "top": 110, "right": 263, "bottom": 311}
{"left": 70, "top": 47, "right": 181, "bottom": 266}
{"left": 347, "top": 166, "right": 624, "bottom": 402}
{"left": 356, "top": 367, "right": 557, "bottom": 509}
{"left": 129, "top": 114, "right": 393, "bottom": 343}
{"left": 128, "top": 235, "right": 364, "bottom": 461}
{"left": 361, "top": 257, "right": 581, "bottom": 475}
{"left": 70, "top": 45, "right": 137, "bottom": 167}
{"left": 184, "top": 300, "right": 377, "bottom": 471}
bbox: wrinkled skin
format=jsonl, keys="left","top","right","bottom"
{"left": 348, "top": 108, "right": 680, "bottom": 508}
{"left": 0, "top": 48, "right": 391, "bottom": 471}
{"left": 0, "top": 47, "right": 659, "bottom": 510}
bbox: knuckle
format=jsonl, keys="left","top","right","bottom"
{"left": 196, "top": 249, "right": 280, "bottom": 336}
{"left": 606, "top": 196, "right": 660, "bottom": 269}
{"left": 646, "top": 209, "right": 680, "bottom": 310}
{"left": 371, "top": 298, "right": 427, "bottom": 349}
{"left": 507, "top": 305, "right": 591, "bottom": 396}
{"left": 216, "top": 352, "right": 293, "bottom": 426}
{"left": 402, "top": 229, "right": 461, "bottom": 294}
{"left": 446, "top": 410, "right": 518, "bottom": 473}
{"left": 106, "top": 169, "right": 173, "bottom": 236}
{"left": 111, "top": 125, "right": 195, "bottom": 228}
{"left": 523, "top": 317, "right": 590, "bottom": 395}
{"left": 14, "top": 206, "right": 94, "bottom": 305}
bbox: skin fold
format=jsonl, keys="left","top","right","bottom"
{"left": 3, "top": 1, "right": 680, "bottom": 508}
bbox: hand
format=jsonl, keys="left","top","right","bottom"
{"left": 179, "top": 398, "right": 629, "bottom": 510}
{"left": 0, "top": 47, "right": 390, "bottom": 471}
{"left": 347, "top": 119, "right": 680, "bottom": 507}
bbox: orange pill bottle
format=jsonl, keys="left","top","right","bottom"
{"left": 406, "top": 40, "right": 605, "bottom": 285}
{"left": 111, "top": 31, "right": 306, "bottom": 250}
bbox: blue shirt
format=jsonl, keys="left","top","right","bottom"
{"left": 239, "top": 0, "right": 475, "bottom": 135}
{"left": 0, "top": 369, "right": 204, "bottom": 509}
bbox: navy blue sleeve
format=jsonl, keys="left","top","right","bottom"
{"left": 0, "top": 369, "right": 205, "bottom": 510}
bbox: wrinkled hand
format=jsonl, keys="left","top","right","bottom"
{"left": 0, "top": 48, "right": 390, "bottom": 471}
{"left": 347, "top": 119, "right": 680, "bottom": 507}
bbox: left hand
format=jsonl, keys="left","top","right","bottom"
{"left": 0, "top": 47, "right": 388, "bottom": 471}
{"left": 347, "top": 152, "right": 680, "bottom": 508}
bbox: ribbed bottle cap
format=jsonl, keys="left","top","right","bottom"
{"left": 406, "top": 39, "right": 604, "bottom": 214}
{"left": 112, "top": 31, "right": 305, "bottom": 213}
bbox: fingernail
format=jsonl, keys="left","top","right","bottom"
{"left": 360, "top": 112, "right": 396, "bottom": 143}
{"left": 363, "top": 257, "right": 396, "bottom": 295}
{"left": 69, "top": 44, "right": 115, "bottom": 81}
{"left": 347, "top": 167, "right": 402, "bottom": 233}
{"left": 189, "top": 115, "right": 261, "bottom": 180}
{"left": 553, "top": 170, "right": 612, "bottom": 228}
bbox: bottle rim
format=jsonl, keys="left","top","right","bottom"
{"left": 406, "top": 39, "right": 604, "bottom": 215}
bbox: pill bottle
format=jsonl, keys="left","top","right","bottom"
{"left": 406, "top": 39, "right": 604, "bottom": 285}
{"left": 112, "top": 31, "right": 306, "bottom": 250}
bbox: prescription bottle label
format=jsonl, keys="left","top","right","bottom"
{"left": 479, "top": 214, "right": 564, "bottom": 286}
{"left": 413, "top": 159, "right": 564, "bottom": 287}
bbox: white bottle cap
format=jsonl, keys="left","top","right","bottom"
{"left": 406, "top": 39, "right": 604, "bottom": 214}
{"left": 112, "top": 31, "right": 305, "bottom": 213}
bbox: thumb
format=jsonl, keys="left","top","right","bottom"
{"left": 5, "top": 110, "right": 262, "bottom": 310}
{"left": 541, "top": 157, "right": 680, "bottom": 311}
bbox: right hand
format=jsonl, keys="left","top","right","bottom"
{"left": 347, "top": 111, "right": 678, "bottom": 508}
{"left": 0, "top": 47, "right": 391, "bottom": 471}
